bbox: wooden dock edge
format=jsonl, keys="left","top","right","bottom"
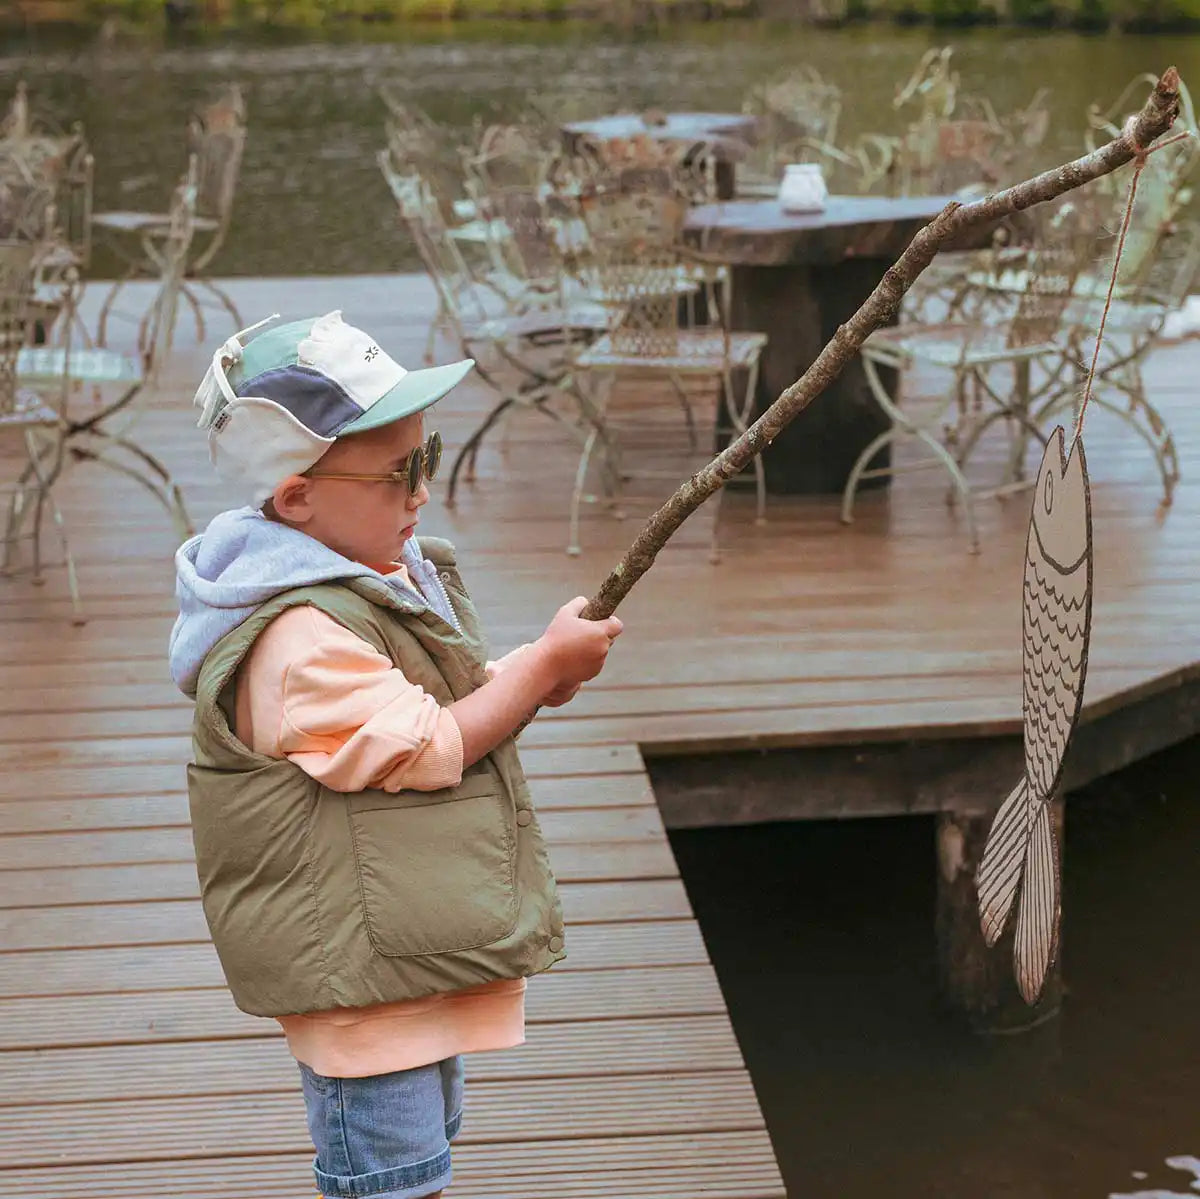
{"left": 645, "top": 660, "right": 1200, "bottom": 827}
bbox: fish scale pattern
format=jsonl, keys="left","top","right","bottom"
{"left": 1022, "top": 542, "right": 1090, "bottom": 798}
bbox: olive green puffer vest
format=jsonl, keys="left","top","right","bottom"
{"left": 187, "top": 537, "right": 565, "bottom": 1018}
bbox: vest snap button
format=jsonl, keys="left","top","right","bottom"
{"left": 549, "top": 935, "right": 563, "bottom": 953}
{"left": 516, "top": 809, "right": 532, "bottom": 827}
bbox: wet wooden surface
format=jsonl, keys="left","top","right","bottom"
{"left": 2, "top": 270, "right": 1198, "bottom": 1196}
{"left": 0, "top": 275, "right": 790, "bottom": 1199}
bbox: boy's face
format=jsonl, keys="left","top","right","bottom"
{"left": 271, "top": 413, "right": 430, "bottom": 570}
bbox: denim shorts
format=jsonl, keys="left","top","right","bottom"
{"left": 298, "top": 1055, "right": 464, "bottom": 1199}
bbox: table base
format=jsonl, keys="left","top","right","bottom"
{"left": 728, "top": 259, "right": 897, "bottom": 495}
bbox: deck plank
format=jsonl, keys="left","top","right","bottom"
{"left": 0, "top": 1131, "right": 785, "bottom": 1199}
{"left": 0, "top": 921, "right": 709, "bottom": 998}
{"left": 0, "top": 1015, "right": 744, "bottom": 1104}
{"left": 0, "top": 964, "right": 730, "bottom": 1049}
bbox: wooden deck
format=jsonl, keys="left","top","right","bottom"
{"left": 3, "top": 272, "right": 1199, "bottom": 1197}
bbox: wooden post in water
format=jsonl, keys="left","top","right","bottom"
{"left": 935, "top": 798, "right": 1065, "bottom": 1032}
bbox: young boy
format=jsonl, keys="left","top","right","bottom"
{"left": 168, "top": 310, "right": 623, "bottom": 1199}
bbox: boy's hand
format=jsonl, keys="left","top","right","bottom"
{"left": 539, "top": 597, "right": 623, "bottom": 693}
{"left": 543, "top": 680, "right": 582, "bottom": 707}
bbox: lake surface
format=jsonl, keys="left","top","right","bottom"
{"left": 2, "top": 24, "right": 1197, "bottom": 275}
{"left": 670, "top": 735, "right": 1200, "bottom": 1199}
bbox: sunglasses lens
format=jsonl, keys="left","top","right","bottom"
{"left": 403, "top": 432, "right": 442, "bottom": 492}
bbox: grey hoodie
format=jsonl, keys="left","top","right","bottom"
{"left": 168, "top": 507, "right": 461, "bottom": 698}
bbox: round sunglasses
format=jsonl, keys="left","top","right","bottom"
{"left": 306, "top": 431, "right": 442, "bottom": 494}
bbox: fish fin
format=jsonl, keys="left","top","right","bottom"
{"left": 1013, "top": 803, "right": 1060, "bottom": 1004}
{"left": 977, "top": 776, "right": 1031, "bottom": 947}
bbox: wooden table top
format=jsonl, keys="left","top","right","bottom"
{"left": 684, "top": 194, "right": 962, "bottom": 267}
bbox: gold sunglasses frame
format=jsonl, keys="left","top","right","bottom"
{"left": 306, "top": 431, "right": 443, "bottom": 493}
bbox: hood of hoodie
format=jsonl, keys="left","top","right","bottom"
{"left": 168, "top": 507, "right": 456, "bottom": 697}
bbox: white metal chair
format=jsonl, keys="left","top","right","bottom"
{"left": 0, "top": 241, "right": 83, "bottom": 622}
{"left": 1036, "top": 222, "right": 1200, "bottom": 507}
{"left": 94, "top": 86, "right": 246, "bottom": 349}
{"left": 382, "top": 162, "right": 613, "bottom": 507}
{"left": 568, "top": 187, "right": 767, "bottom": 561}
{"left": 15, "top": 168, "right": 196, "bottom": 572}
{"left": 841, "top": 212, "right": 1087, "bottom": 554}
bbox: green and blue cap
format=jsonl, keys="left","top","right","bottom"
{"left": 193, "top": 310, "right": 473, "bottom": 506}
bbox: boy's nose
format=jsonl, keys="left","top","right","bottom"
{"left": 407, "top": 482, "right": 429, "bottom": 510}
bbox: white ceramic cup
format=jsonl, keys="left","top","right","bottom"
{"left": 778, "top": 163, "right": 828, "bottom": 214}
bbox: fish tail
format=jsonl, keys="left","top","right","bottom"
{"left": 1014, "top": 803, "right": 1060, "bottom": 1004}
{"left": 977, "top": 777, "right": 1032, "bottom": 947}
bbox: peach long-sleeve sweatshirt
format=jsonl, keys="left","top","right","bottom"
{"left": 232, "top": 561, "right": 533, "bottom": 1078}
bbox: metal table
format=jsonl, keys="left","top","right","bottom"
{"left": 684, "top": 194, "right": 990, "bottom": 494}
{"left": 561, "top": 112, "right": 758, "bottom": 201}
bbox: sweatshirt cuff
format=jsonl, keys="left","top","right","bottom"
{"left": 377, "top": 706, "right": 464, "bottom": 792}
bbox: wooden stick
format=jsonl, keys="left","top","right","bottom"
{"left": 582, "top": 66, "right": 1184, "bottom": 621}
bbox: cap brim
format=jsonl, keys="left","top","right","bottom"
{"left": 338, "top": 359, "right": 474, "bottom": 436}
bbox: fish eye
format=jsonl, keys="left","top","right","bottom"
{"left": 1043, "top": 470, "right": 1054, "bottom": 513}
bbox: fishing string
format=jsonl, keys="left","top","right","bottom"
{"left": 1072, "top": 127, "right": 1195, "bottom": 447}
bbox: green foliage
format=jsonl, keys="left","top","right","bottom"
{"left": 1059, "top": 0, "right": 1109, "bottom": 27}
{"left": 15, "top": 0, "right": 1200, "bottom": 31}
{"left": 874, "top": 0, "right": 931, "bottom": 23}
{"left": 1107, "top": 0, "right": 1200, "bottom": 27}
{"left": 928, "top": 0, "right": 985, "bottom": 25}
{"left": 82, "top": 0, "right": 164, "bottom": 20}
{"left": 1006, "top": 0, "right": 1057, "bottom": 24}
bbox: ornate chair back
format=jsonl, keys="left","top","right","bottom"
{"left": 186, "top": 84, "right": 247, "bottom": 271}
{"left": 578, "top": 187, "right": 690, "bottom": 357}
{"left": 0, "top": 241, "right": 36, "bottom": 416}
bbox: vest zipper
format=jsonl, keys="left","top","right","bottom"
{"left": 430, "top": 568, "right": 463, "bottom": 635}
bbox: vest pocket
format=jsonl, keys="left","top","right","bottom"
{"left": 345, "top": 773, "right": 518, "bottom": 957}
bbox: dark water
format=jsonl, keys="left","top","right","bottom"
{"left": 2, "top": 25, "right": 1198, "bottom": 275}
{"left": 669, "top": 735, "right": 1200, "bottom": 1199}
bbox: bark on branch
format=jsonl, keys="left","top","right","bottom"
{"left": 582, "top": 66, "right": 1184, "bottom": 621}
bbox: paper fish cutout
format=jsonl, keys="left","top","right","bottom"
{"left": 976, "top": 426, "right": 1093, "bottom": 1004}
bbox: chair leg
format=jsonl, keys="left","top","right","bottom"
{"left": 44, "top": 491, "right": 85, "bottom": 625}
{"left": 67, "top": 429, "right": 193, "bottom": 542}
{"left": 19, "top": 428, "right": 83, "bottom": 621}
{"left": 424, "top": 302, "right": 444, "bottom": 365}
{"left": 565, "top": 372, "right": 623, "bottom": 556}
{"left": 1007, "top": 359, "right": 1034, "bottom": 484}
{"left": 723, "top": 359, "right": 766, "bottom": 525}
{"left": 30, "top": 482, "right": 46, "bottom": 585}
{"left": 575, "top": 372, "right": 621, "bottom": 500}
{"left": 96, "top": 267, "right": 140, "bottom": 348}
{"left": 192, "top": 277, "right": 244, "bottom": 334}
{"left": 567, "top": 424, "right": 601, "bottom": 557}
{"left": 179, "top": 281, "right": 207, "bottom": 346}
{"left": 446, "top": 396, "right": 515, "bottom": 508}
{"left": 1088, "top": 392, "right": 1179, "bottom": 506}
{"left": 1, "top": 479, "right": 26, "bottom": 573}
{"left": 668, "top": 372, "right": 698, "bottom": 450}
{"left": 919, "top": 430, "right": 980, "bottom": 553}
{"left": 841, "top": 427, "right": 900, "bottom": 526}
{"left": 708, "top": 481, "right": 725, "bottom": 565}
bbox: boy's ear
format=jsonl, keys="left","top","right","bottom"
{"left": 270, "top": 474, "right": 315, "bottom": 524}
